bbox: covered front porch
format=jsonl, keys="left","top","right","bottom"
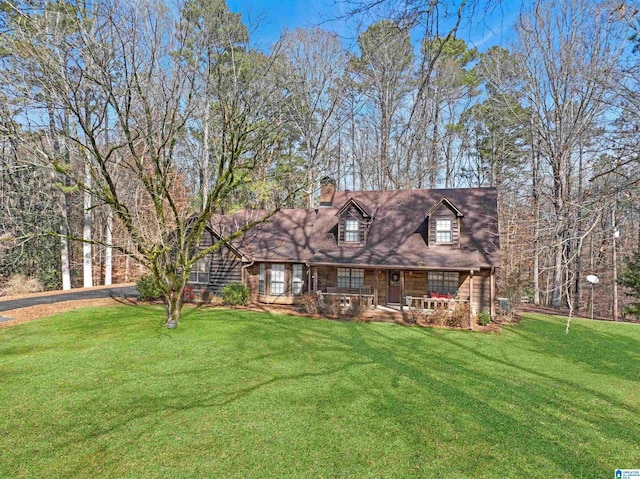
{"left": 309, "top": 265, "right": 496, "bottom": 319}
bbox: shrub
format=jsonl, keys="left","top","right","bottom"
{"left": 619, "top": 250, "right": 640, "bottom": 320}
{"left": 343, "top": 299, "right": 365, "bottom": 320}
{"left": 0, "top": 274, "right": 43, "bottom": 297}
{"left": 405, "top": 306, "right": 428, "bottom": 325}
{"left": 427, "top": 307, "right": 449, "bottom": 327}
{"left": 136, "top": 274, "right": 163, "bottom": 301}
{"left": 221, "top": 282, "right": 250, "bottom": 306}
{"left": 478, "top": 311, "right": 491, "bottom": 326}
{"left": 300, "top": 294, "right": 319, "bottom": 315}
{"left": 446, "top": 304, "right": 471, "bottom": 328}
{"left": 318, "top": 295, "right": 341, "bottom": 317}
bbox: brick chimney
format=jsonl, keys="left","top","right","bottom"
{"left": 319, "top": 177, "right": 336, "bottom": 207}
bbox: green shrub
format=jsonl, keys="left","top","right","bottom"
{"left": 478, "top": 311, "right": 491, "bottom": 326}
{"left": 222, "top": 282, "right": 250, "bottom": 306}
{"left": 136, "top": 274, "right": 163, "bottom": 301}
{"left": 620, "top": 250, "right": 640, "bottom": 320}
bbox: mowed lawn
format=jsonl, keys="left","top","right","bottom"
{"left": 1, "top": 307, "right": 639, "bottom": 478}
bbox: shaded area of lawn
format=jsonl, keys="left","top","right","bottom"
{"left": 1, "top": 307, "right": 639, "bottom": 478}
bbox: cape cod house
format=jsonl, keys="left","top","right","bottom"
{"left": 187, "top": 179, "right": 500, "bottom": 318}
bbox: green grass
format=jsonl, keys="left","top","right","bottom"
{"left": 1, "top": 307, "right": 639, "bottom": 478}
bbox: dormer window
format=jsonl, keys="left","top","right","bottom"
{"left": 336, "top": 197, "right": 371, "bottom": 246}
{"left": 424, "top": 197, "right": 463, "bottom": 247}
{"left": 344, "top": 219, "right": 360, "bottom": 242}
{"left": 436, "top": 218, "right": 452, "bottom": 243}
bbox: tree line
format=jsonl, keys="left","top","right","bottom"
{"left": 0, "top": 0, "right": 638, "bottom": 322}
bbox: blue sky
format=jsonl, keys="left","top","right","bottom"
{"left": 227, "top": 0, "right": 524, "bottom": 52}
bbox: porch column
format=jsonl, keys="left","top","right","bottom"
{"left": 374, "top": 269, "right": 379, "bottom": 308}
{"left": 307, "top": 265, "right": 312, "bottom": 293}
{"left": 490, "top": 267, "right": 496, "bottom": 318}
{"left": 400, "top": 270, "right": 405, "bottom": 314}
{"left": 469, "top": 269, "right": 474, "bottom": 330}
{"left": 313, "top": 266, "right": 318, "bottom": 292}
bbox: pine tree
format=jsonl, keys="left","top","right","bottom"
{"left": 619, "top": 250, "right": 640, "bottom": 319}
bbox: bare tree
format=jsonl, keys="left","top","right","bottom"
{"left": 350, "top": 19, "right": 413, "bottom": 189}
{"left": 278, "top": 27, "right": 347, "bottom": 207}
{"left": 2, "top": 0, "right": 296, "bottom": 325}
{"left": 513, "top": 0, "right": 626, "bottom": 307}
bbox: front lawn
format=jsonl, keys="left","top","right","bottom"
{"left": 1, "top": 307, "right": 638, "bottom": 478}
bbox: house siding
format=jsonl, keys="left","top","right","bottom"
{"left": 316, "top": 266, "right": 337, "bottom": 291}
{"left": 458, "top": 269, "right": 491, "bottom": 313}
{"left": 404, "top": 271, "right": 427, "bottom": 298}
{"left": 189, "top": 229, "right": 243, "bottom": 296}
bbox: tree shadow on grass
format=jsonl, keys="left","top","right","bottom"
{"left": 502, "top": 315, "right": 640, "bottom": 383}
{"left": 3, "top": 309, "right": 639, "bottom": 478}
{"left": 343, "top": 325, "right": 639, "bottom": 477}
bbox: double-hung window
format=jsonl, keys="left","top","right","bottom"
{"left": 344, "top": 219, "right": 360, "bottom": 242}
{"left": 436, "top": 218, "right": 452, "bottom": 243}
{"left": 258, "top": 263, "right": 265, "bottom": 293}
{"left": 337, "top": 268, "right": 364, "bottom": 289}
{"left": 270, "top": 264, "right": 285, "bottom": 295}
{"left": 428, "top": 271, "right": 459, "bottom": 295}
{"left": 189, "top": 259, "right": 209, "bottom": 284}
{"left": 292, "top": 264, "right": 304, "bottom": 294}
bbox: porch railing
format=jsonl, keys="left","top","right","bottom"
{"left": 317, "top": 291, "right": 376, "bottom": 308}
{"left": 406, "top": 296, "right": 468, "bottom": 311}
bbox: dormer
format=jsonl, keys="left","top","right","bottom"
{"left": 424, "top": 197, "right": 464, "bottom": 247}
{"left": 336, "top": 198, "right": 371, "bottom": 246}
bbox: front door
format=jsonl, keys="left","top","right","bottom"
{"left": 388, "top": 270, "right": 401, "bottom": 303}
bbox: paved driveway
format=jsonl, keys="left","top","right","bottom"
{"left": 0, "top": 286, "right": 139, "bottom": 317}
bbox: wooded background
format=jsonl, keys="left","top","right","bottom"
{"left": 0, "top": 0, "right": 638, "bottom": 319}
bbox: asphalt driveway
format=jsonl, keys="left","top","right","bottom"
{"left": 0, "top": 285, "right": 139, "bottom": 316}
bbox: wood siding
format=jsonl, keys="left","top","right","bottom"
{"left": 316, "top": 266, "right": 337, "bottom": 291}
{"left": 404, "top": 271, "right": 427, "bottom": 298}
{"left": 190, "top": 229, "right": 242, "bottom": 296}
{"left": 458, "top": 269, "right": 492, "bottom": 314}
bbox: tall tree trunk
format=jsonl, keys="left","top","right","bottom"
{"left": 103, "top": 113, "right": 112, "bottom": 286}
{"left": 430, "top": 106, "right": 439, "bottom": 188}
{"left": 551, "top": 152, "right": 565, "bottom": 308}
{"left": 104, "top": 208, "right": 113, "bottom": 285}
{"left": 307, "top": 137, "right": 314, "bottom": 209}
{"left": 201, "top": 99, "right": 211, "bottom": 212}
{"left": 380, "top": 100, "right": 389, "bottom": 189}
{"left": 166, "top": 290, "right": 183, "bottom": 325}
{"left": 83, "top": 161, "right": 93, "bottom": 288}
{"left": 60, "top": 191, "right": 71, "bottom": 290}
{"left": 48, "top": 106, "right": 71, "bottom": 290}
{"left": 574, "top": 145, "right": 584, "bottom": 311}
{"left": 164, "top": 276, "right": 186, "bottom": 326}
{"left": 532, "top": 138, "right": 541, "bottom": 305}
{"left": 612, "top": 204, "right": 618, "bottom": 320}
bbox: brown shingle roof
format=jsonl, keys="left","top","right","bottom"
{"left": 208, "top": 187, "right": 499, "bottom": 269}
